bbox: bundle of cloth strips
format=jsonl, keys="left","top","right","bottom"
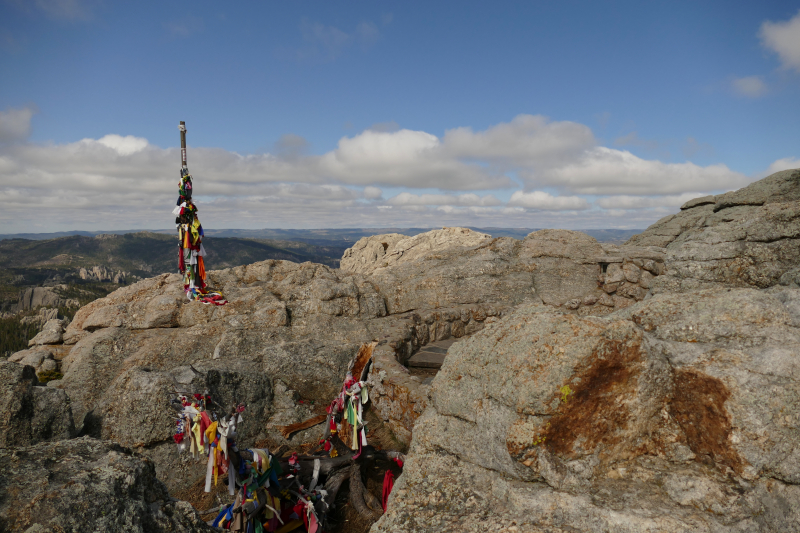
{"left": 170, "top": 367, "right": 397, "bottom": 532}
{"left": 172, "top": 167, "right": 227, "bottom": 305}
{"left": 172, "top": 390, "right": 328, "bottom": 532}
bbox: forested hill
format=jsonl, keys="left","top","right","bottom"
{"left": 0, "top": 232, "right": 347, "bottom": 308}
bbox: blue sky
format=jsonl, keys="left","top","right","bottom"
{"left": 1, "top": 0, "right": 798, "bottom": 232}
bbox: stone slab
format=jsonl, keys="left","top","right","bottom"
{"left": 407, "top": 350, "right": 446, "bottom": 369}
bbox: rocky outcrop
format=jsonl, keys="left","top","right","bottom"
{"left": 19, "top": 306, "right": 60, "bottom": 328}
{"left": 79, "top": 265, "right": 129, "bottom": 283}
{"left": 0, "top": 437, "right": 213, "bottom": 533}
{"left": 8, "top": 346, "right": 60, "bottom": 378}
{"left": 372, "top": 168, "right": 800, "bottom": 532}
{"left": 31, "top": 262, "right": 390, "bottom": 490}
{"left": 0, "top": 361, "right": 74, "bottom": 446}
{"left": 2, "top": 224, "right": 673, "bottom": 493}
{"left": 17, "top": 286, "right": 65, "bottom": 311}
{"left": 340, "top": 232, "right": 409, "bottom": 273}
{"left": 342, "top": 227, "right": 491, "bottom": 274}
{"left": 373, "top": 287, "right": 800, "bottom": 532}
{"left": 27, "top": 317, "right": 66, "bottom": 346}
{"left": 628, "top": 168, "right": 800, "bottom": 292}
{"left": 349, "top": 228, "right": 666, "bottom": 316}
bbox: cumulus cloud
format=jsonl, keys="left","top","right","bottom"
{"left": 94, "top": 134, "right": 149, "bottom": 156}
{"left": 385, "top": 192, "right": 501, "bottom": 207}
{"left": 0, "top": 114, "right": 765, "bottom": 232}
{"left": 508, "top": 191, "right": 588, "bottom": 211}
{"left": 760, "top": 10, "right": 800, "bottom": 72}
{"left": 758, "top": 156, "right": 800, "bottom": 177}
{"left": 0, "top": 105, "right": 36, "bottom": 142}
{"left": 531, "top": 147, "right": 747, "bottom": 195}
{"left": 363, "top": 186, "right": 383, "bottom": 200}
{"left": 320, "top": 128, "right": 513, "bottom": 189}
{"left": 442, "top": 114, "right": 594, "bottom": 168}
{"left": 595, "top": 193, "right": 702, "bottom": 210}
{"left": 732, "top": 76, "right": 768, "bottom": 97}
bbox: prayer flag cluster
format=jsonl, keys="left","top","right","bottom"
{"left": 171, "top": 166, "right": 227, "bottom": 305}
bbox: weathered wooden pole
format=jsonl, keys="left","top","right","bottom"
{"left": 179, "top": 121, "right": 188, "bottom": 169}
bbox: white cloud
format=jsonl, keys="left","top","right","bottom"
{"left": 508, "top": 191, "right": 589, "bottom": 211}
{"left": 94, "top": 134, "right": 149, "bottom": 156}
{"left": 442, "top": 114, "right": 594, "bottom": 168}
{"left": 320, "top": 128, "right": 513, "bottom": 189}
{"left": 532, "top": 147, "right": 747, "bottom": 195}
{"left": 595, "top": 193, "right": 702, "bottom": 210}
{"left": 0, "top": 105, "right": 36, "bottom": 142}
{"left": 732, "top": 76, "right": 768, "bottom": 98}
{"left": 385, "top": 192, "right": 501, "bottom": 207}
{"left": 760, "top": 10, "right": 800, "bottom": 72}
{"left": 758, "top": 156, "right": 800, "bottom": 177}
{"left": 0, "top": 114, "right": 768, "bottom": 233}
{"left": 363, "top": 186, "right": 383, "bottom": 199}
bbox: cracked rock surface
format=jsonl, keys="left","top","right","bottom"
{"left": 373, "top": 289, "right": 800, "bottom": 532}
{"left": 0, "top": 436, "right": 213, "bottom": 533}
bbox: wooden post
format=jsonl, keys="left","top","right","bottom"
{"left": 179, "top": 121, "right": 187, "bottom": 169}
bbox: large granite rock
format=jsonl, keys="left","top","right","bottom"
{"left": 28, "top": 318, "right": 65, "bottom": 346}
{"left": 0, "top": 437, "right": 213, "bottom": 533}
{"left": 341, "top": 227, "right": 490, "bottom": 274}
{"left": 0, "top": 361, "right": 74, "bottom": 446}
{"left": 348, "top": 228, "right": 666, "bottom": 315}
{"left": 628, "top": 168, "right": 800, "bottom": 292}
{"left": 372, "top": 287, "right": 800, "bottom": 532}
{"left": 17, "top": 286, "right": 65, "bottom": 311}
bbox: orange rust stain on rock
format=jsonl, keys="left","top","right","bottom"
{"left": 544, "top": 335, "right": 642, "bottom": 458}
{"left": 669, "top": 369, "right": 744, "bottom": 474}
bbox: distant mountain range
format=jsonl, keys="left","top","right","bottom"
{"left": 0, "top": 227, "right": 642, "bottom": 311}
{"left": 0, "top": 227, "right": 642, "bottom": 244}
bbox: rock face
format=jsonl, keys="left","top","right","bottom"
{"left": 0, "top": 361, "right": 74, "bottom": 446}
{"left": 0, "top": 437, "right": 213, "bottom": 533}
{"left": 79, "top": 264, "right": 129, "bottom": 283}
{"left": 628, "top": 168, "right": 800, "bottom": 292}
{"left": 345, "top": 227, "right": 667, "bottom": 315}
{"left": 17, "top": 286, "right": 65, "bottom": 311}
{"left": 28, "top": 318, "right": 66, "bottom": 346}
{"left": 373, "top": 288, "right": 800, "bottom": 532}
